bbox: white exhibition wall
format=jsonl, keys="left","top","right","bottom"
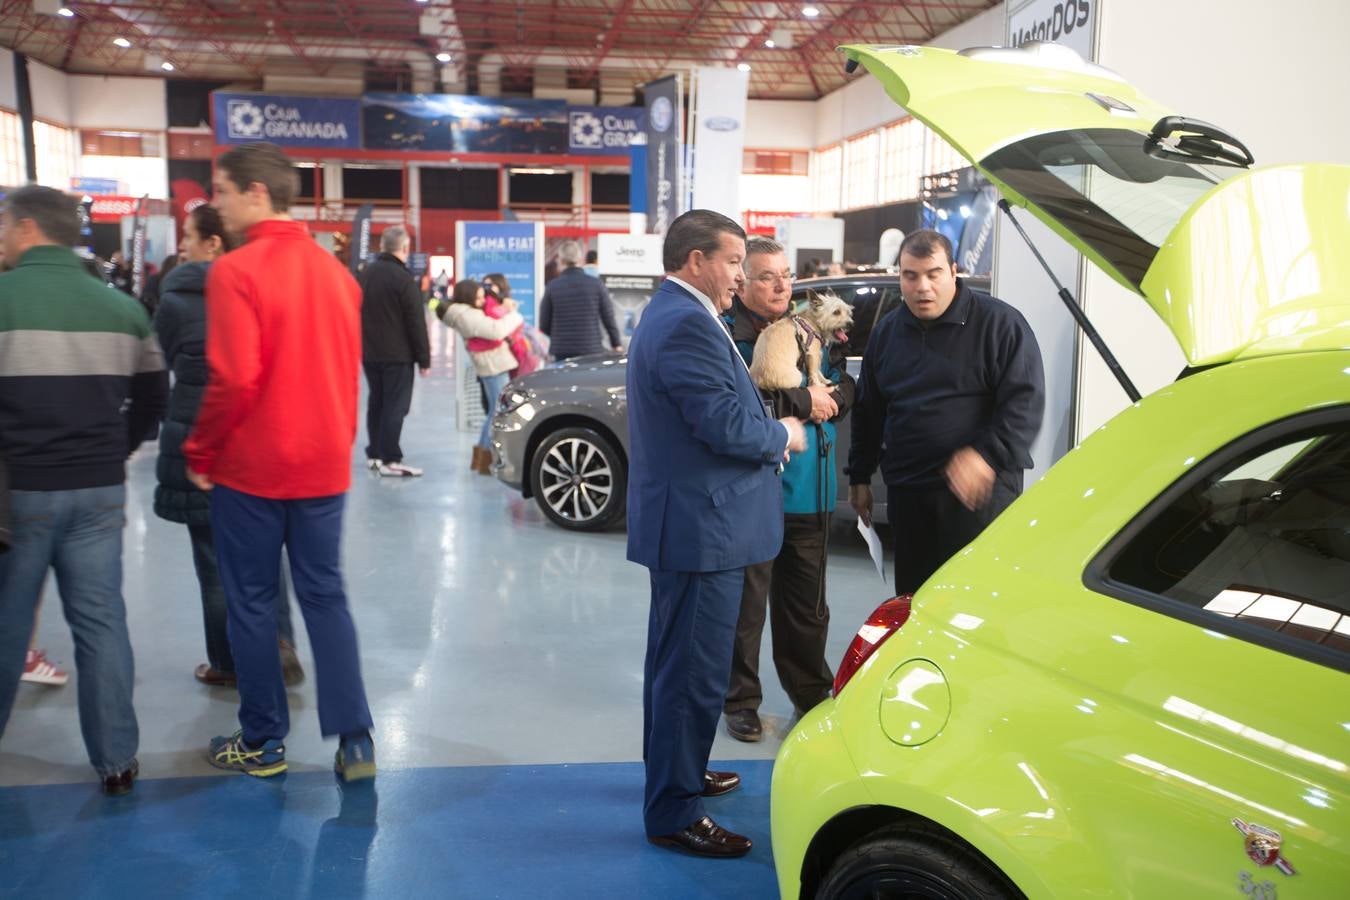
{"left": 69, "top": 75, "right": 167, "bottom": 131}
{"left": 0, "top": 48, "right": 17, "bottom": 109}
{"left": 1076, "top": 0, "right": 1350, "bottom": 437}
{"left": 27, "top": 59, "right": 71, "bottom": 126}
{"left": 743, "top": 99, "right": 815, "bottom": 150}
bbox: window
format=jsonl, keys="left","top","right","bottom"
{"left": 342, "top": 166, "right": 403, "bottom": 202}
{"left": 810, "top": 144, "right": 842, "bottom": 214}
{"left": 925, "top": 127, "right": 964, "bottom": 177}
{"left": 80, "top": 130, "right": 160, "bottom": 157}
{"left": 879, "top": 118, "right": 924, "bottom": 203}
{"left": 33, "top": 120, "right": 77, "bottom": 190}
{"left": 742, "top": 150, "right": 809, "bottom": 176}
{"left": 842, "top": 132, "right": 880, "bottom": 210}
{"left": 509, "top": 171, "right": 572, "bottom": 206}
{"left": 0, "top": 109, "right": 23, "bottom": 187}
{"left": 1100, "top": 415, "right": 1350, "bottom": 666}
{"left": 420, "top": 167, "right": 499, "bottom": 210}
{"left": 590, "top": 172, "right": 629, "bottom": 208}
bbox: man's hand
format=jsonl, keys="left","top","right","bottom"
{"left": 419, "top": 367, "right": 430, "bottom": 377}
{"left": 612, "top": 345, "right": 624, "bottom": 353}
{"left": 780, "top": 415, "right": 808, "bottom": 459}
{"left": 945, "top": 447, "right": 995, "bottom": 511}
{"left": 848, "top": 484, "right": 873, "bottom": 527}
{"left": 806, "top": 385, "right": 839, "bottom": 423}
{"left": 187, "top": 467, "right": 214, "bottom": 492}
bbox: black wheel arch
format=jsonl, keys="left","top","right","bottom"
{"left": 521, "top": 415, "right": 628, "bottom": 500}
{"left": 801, "top": 806, "right": 1023, "bottom": 900}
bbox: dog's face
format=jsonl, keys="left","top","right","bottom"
{"left": 805, "top": 291, "right": 853, "bottom": 344}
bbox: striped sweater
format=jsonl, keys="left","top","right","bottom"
{"left": 0, "top": 245, "right": 168, "bottom": 491}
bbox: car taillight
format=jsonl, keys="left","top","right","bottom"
{"left": 833, "top": 594, "right": 913, "bottom": 697}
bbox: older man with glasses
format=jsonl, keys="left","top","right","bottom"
{"left": 719, "top": 236, "right": 856, "bottom": 743}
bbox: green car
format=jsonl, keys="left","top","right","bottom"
{"left": 771, "top": 43, "right": 1350, "bottom": 899}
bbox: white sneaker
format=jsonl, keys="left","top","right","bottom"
{"left": 21, "top": 649, "right": 69, "bottom": 686}
{"left": 367, "top": 459, "right": 382, "bottom": 471}
{"left": 378, "top": 461, "right": 423, "bottom": 477}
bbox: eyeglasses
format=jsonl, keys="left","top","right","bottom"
{"left": 751, "top": 271, "right": 795, "bottom": 285}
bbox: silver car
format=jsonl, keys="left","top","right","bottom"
{"left": 490, "top": 273, "right": 945, "bottom": 531}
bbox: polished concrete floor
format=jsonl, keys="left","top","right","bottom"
{"left": 0, "top": 335, "right": 894, "bottom": 896}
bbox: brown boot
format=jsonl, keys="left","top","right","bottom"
{"left": 473, "top": 445, "right": 493, "bottom": 475}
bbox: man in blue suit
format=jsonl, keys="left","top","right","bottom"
{"left": 627, "top": 210, "right": 807, "bottom": 858}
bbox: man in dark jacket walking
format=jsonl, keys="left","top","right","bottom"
{"left": 538, "top": 240, "right": 622, "bottom": 360}
{"left": 359, "top": 225, "right": 431, "bottom": 477}
{"left": 849, "top": 230, "right": 1045, "bottom": 594}
{"left": 0, "top": 185, "right": 168, "bottom": 796}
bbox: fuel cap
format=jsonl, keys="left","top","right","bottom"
{"left": 879, "top": 659, "right": 950, "bottom": 746}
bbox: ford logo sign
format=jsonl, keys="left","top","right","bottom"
{"left": 704, "top": 116, "right": 740, "bottom": 132}
{"left": 650, "top": 97, "right": 673, "bottom": 133}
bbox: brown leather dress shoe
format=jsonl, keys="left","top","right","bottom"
{"left": 102, "top": 759, "right": 138, "bottom": 796}
{"left": 194, "top": 664, "right": 237, "bottom": 687}
{"left": 648, "top": 816, "right": 752, "bottom": 858}
{"left": 702, "top": 770, "right": 741, "bottom": 797}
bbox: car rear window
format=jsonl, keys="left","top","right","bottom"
{"left": 1101, "top": 418, "right": 1350, "bottom": 665}
{"left": 982, "top": 128, "right": 1232, "bottom": 288}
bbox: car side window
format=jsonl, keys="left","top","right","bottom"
{"left": 1103, "top": 420, "right": 1350, "bottom": 660}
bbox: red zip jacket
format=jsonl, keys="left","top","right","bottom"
{"left": 184, "top": 219, "right": 361, "bottom": 499}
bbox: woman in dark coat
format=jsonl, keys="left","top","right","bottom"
{"left": 154, "top": 205, "right": 304, "bottom": 687}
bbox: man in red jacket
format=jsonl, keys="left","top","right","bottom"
{"left": 185, "top": 142, "right": 375, "bottom": 782}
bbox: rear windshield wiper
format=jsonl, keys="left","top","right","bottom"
{"left": 1145, "top": 116, "right": 1254, "bottom": 169}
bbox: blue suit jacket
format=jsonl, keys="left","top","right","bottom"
{"left": 625, "top": 279, "right": 787, "bottom": 572}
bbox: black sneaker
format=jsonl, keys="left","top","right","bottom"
{"left": 335, "top": 731, "right": 377, "bottom": 782}
{"left": 102, "top": 759, "right": 139, "bottom": 796}
{"left": 724, "top": 709, "right": 763, "bottom": 743}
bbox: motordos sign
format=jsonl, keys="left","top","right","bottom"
{"left": 1007, "top": 0, "right": 1096, "bottom": 60}
{"left": 213, "top": 92, "right": 362, "bottom": 148}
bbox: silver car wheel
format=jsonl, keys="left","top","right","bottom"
{"left": 539, "top": 437, "right": 614, "bottom": 523}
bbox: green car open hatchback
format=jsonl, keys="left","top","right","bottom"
{"left": 771, "top": 43, "right": 1350, "bottom": 900}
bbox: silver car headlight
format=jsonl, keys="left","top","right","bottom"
{"left": 498, "top": 387, "right": 532, "bottom": 416}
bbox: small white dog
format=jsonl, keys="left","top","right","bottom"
{"left": 749, "top": 292, "right": 853, "bottom": 390}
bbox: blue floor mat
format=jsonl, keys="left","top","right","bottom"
{"left": 0, "top": 759, "right": 779, "bottom": 899}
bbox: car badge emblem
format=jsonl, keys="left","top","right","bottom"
{"left": 1232, "top": 819, "right": 1296, "bottom": 876}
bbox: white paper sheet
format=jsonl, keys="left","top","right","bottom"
{"left": 855, "top": 517, "right": 886, "bottom": 584}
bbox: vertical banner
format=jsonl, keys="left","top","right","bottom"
{"left": 350, "top": 203, "right": 373, "bottom": 277}
{"left": 130, "top": 195, "right": 148, "bottom": 298}
{"left": 76, "top": 197, "right": 95, "bottom": 260}
{"left": 643, "top": 75, "right": 681, "bottom": 236}
{"left": 454, "top": 221, "right": 545, "bottom": 325}
{"left": 452, "top": 220, "right": 545, "bottom": 432}
{"left": 690, "top": 66, "right": 749, "bottom": 222}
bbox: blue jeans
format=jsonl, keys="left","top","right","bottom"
{"left": 477, "top": 372, "right": 510, "bottom": 448}
{"left": 0, "top": 486, "right": 138, "bottom": 778}
{"left": 211, "top": 485, "right": 372, "bottom": 744}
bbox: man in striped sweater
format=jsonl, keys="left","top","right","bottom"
{"left": 0, "top": 185, "right": 168, "bottom": 796}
